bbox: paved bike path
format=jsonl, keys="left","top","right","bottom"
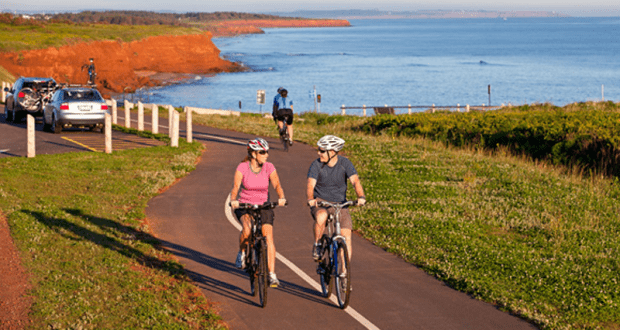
{"left": 145, "top": 122, "right": 537, "bottom": 329}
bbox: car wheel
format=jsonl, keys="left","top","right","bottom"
{"left": 42, "top": 114, "right": 51, "bottom": 131}
{"left": 51, "top": 115, "right": 62, "bottom": 134}
{"left": 4, "top": 105, "right": 12, "bottom": 122}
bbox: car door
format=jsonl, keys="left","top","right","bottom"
{"left": 6, "top": 79, "right": 22, "bottom": 111}
{"left": 45, "top": 90, "right": 62, "bottom": 124}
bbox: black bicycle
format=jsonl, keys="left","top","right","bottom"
{"left": 316, "top": 200, "right": 357, "bottom": 309}
{"left": 235, "top": 202, "right": 281, "bottom": 308}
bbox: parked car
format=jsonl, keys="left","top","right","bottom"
{"left": 43, "top": 87, "right": 109, "bottom": 134}
{"left": 4, "top": 77, "right": 57, "bottom": 122}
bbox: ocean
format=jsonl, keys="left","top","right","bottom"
{"left": 146, "top": 17, "right": 620, "bottom": 115}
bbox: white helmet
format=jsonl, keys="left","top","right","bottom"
{"left": 317, "top": 135, "right": 345, "bottom": 152}
{"left": 248, "top": 138, "right": 269, "bottom": 151}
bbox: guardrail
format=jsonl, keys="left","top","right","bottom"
{"left": 339, "top": 104, "right": 505, "bottom": 116}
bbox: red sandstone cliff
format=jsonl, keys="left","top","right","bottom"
{"left": 0, "top": 32, "right": 239, "bottom": 97}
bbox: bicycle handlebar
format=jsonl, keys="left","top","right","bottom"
{"left": 316, "top": 200, "right": 358, "bottom": 208}
{"left": 232, "top": 201, "right": 288, "bottom": 210}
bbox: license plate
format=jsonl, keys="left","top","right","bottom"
{"left": 78, "top": 105, "right": 92, "bottom": 111}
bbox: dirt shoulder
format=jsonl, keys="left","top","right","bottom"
{"left": 0, "top": 213, "right": 31, "bottom": 330}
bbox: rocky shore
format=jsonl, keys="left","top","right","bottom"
{"left": 0, "top": 19, "right": 350, "bottom": 98}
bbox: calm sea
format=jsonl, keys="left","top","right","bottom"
{"left": 146, "top": 17, "right": 620, "bottom": 114}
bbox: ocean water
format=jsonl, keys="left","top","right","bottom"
{"left": 146, "top": 18, "right": 620, "bottom": 114}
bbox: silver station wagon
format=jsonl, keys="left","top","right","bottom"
{"left": 43, "top": 87, "right": 109, "bottom": 133}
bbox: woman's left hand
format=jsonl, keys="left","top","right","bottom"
{"left": 278, "top": 198, "right": 287, "bottom": 206}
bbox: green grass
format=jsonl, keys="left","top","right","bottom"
{"left": 0, "top": 65, "right": 15, "bottom": 85}
{"left": 0, "top": 135, "right": 224, "bottom": 329}
{"left": 191, "top": 111, "right": 620, "bottom": 329}
{"left": 0, "top": 23, "right": 202, "bottom": 53}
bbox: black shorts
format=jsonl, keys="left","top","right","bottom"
{"left": 276, "top": 108, "right": 294, "bottom": 125}
{"left": 234, "top": 208, "right": 275, "bottom": 226}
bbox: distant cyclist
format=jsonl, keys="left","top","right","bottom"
{"left": 306, "top": 135, "right": 366, "bottom": 262}
{"left": 272, "top": 87, "right": 294, "bottom": 145}
{"left": 230, "top": 138, "right": 287, "bottom": 287}
{"left": 81, "top": 58, "right": 96, "bottom": 85}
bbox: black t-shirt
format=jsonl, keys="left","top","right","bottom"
{"left": 307, "top": 156, "right": 357, "bottom": 203}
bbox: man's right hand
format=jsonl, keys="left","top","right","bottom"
{"left": 230, "top": 200, "right": 240, "bottom": 209}
{"left": 307, "top": 199, "right": 317, "bottom": 207}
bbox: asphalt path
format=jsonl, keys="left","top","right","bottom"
{"left": 2, "top": 103, "right": 537, "bottom": 328}
{"left": 143, "top": 116, "right": 538, "bottom": 329}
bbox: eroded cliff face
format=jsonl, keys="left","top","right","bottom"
{"left": 0, "top": 33, "right": 239, "bottom": 97}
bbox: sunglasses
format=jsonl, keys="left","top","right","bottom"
{"left": 318, "top": 149, "right": 327, "bottom": 154}
{"left": 258, "top": 150, "right": 269, "bottom": 155}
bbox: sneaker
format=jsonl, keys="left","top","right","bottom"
{"left": 312, "top": 243, "right": 322, "bottom": 261}
{"left": 269, "top": 272, "right": 280, "bottom": 287}
{"left": 235, "top": 250, "right": 246, "bottom": 269}
{"left": 289, "top": 140, "right": 293, "bottom": 146}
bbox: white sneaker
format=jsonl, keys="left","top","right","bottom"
{"left": 269, "top": 272, "right": 280, "bottom": 287}
{"left": 235, "top": 250, "right": 246, "bottom": 269}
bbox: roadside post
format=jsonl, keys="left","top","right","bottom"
{"left": 111, "top": 98, "right": 117, "bottom": 124}
{"left": 341, "top": 104, "right": 345, "bottom": 116}
{"left": 124, "top": 101, "right": 131, "bottom": 128}
{"left": 151, "top": 104, "right": 159, "bottom": 134}
{"left": 105, "top": 113, "right": 112, "bottom": 154}
{"left": 257, "top": 89, "right": 265, "bottom": 114}
{"left": 185, "top": 106, "right": 192, "bottom": 143}
{"left": 317, "top": 94, "right": 321, "bottom": 113}
{"left": 27, "top": 114, "right": 35, "bottom": 158}
{"left": 363, "top": 105, "right": 366, "bottom": 117}
{"left": 168, "top": 105, "right": 174, "bottom": 136}
{"left": 466, "top": 104, "right": 470, "bottom": 112}
{"left": 171, "top": 110, "right": 179, "bottom": 147}
{"left": 138, "top": 101, "right": 144, "bottom": 131}
{"left": 457, "top": 103, "right": 460, "bottom": 112}
{"left": 2, "top": 82, "right": 6, "bottom": 103}
{"left": 408, "top": 104, "right": 411, "bottom": 115}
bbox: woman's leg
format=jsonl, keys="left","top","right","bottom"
{"left": 239, "top": 213, "right": 252, "bottom": 251}
{"left": 262, "top": 224, "right": 275, "bottom": 273}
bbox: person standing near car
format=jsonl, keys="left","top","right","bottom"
{"left": 272, "top": 87, "right": 294, "bottom": 145}
{"left": 81, "top": 58, "right": 96, "bottom": 85}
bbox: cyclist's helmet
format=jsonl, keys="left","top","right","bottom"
{"left": 277, "top": 87, "right": 285, "bottom": 93}
{"left": 248, "top": 138, "right": 269, "bottom": 152}
{"left": 317, "top": 135, "right": 345, "bottom": 152}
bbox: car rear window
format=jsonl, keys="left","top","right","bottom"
{"left": 63, "top": 90, "right": 103, "bottom": 101}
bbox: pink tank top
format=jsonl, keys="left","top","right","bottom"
{"left": 237, "top": 161, "right": 275, "bottom": 205}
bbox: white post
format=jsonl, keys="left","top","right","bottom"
{"left": 151, "top": 104, "right": 159, "bottom": 134}
{"left": 432, "top": 104, "right": 435, "bottom": 113}
{"left": 363, "top": 105, "right": 366, "bottom": 117}
{"left": 466, "top": 104, "right": 470, "bottom": 112}
{"left": 168, "top": 105, "right": 174, "bottom": 136}
{"left": 341, "top": 104, "right": 345, "bottom": 116}
{"left": 408, "top": 104, "right": 411, "bottom": 115}
{"left": 1, "top": 82, "right": 6, "bottom": 103}
{"left": 105, "top": 113, "right": 112, "bottom": 154}
{"left": 27, "top": 114, "right": 35, "bottom": 158}
{"left": 124, "top": 101, "right": 130, "bottom": 128}
{"left": 185, "top": 106, "right": 192, "bottom": 143}
{"left": 138, "top": 101, "right": 144, "bottom": 131}
{"left": 111, "top": 98, "right": 117, "bottom": 125}
{"left": 457, "top": 103, "right": 460, "bottom": 112}
{"left": 171, "top": 111, "right": 179, "bottom": 147}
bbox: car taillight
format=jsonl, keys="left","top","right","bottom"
{"left": 60, "top": 103, "right": 69, "bottom": 110}
{"left": 18, "top": 92, "right": 25, "bottom": 98}
{"left": 101, "top": 104, "right": 108, "bottom": 110}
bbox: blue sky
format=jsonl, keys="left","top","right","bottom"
{"left": 2, "top": 1, "right": 619, "bottom": 17}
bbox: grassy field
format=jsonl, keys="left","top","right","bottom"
{"left": 186, "top": 110, "right": 620, "bottom": 329}
{"left": 0, "top": 22, "right": 202, "bottom": 53}
{"left": 0, "top": 128, "right": 224, "bottom": 329}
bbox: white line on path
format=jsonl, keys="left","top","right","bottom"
{"left": 224, "top": 194, "right": 380, "bottom": 330}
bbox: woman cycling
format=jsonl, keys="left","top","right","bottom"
{"left": 230, "top": 138, "right": 287, "bottom": 287}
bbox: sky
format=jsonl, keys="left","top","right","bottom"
{"left": 2, "top": 1, "right": 620, "bottom": 17}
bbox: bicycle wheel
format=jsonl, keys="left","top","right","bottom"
{"left": 318, "top": 237, "right": 332, "bottom": 298}
{"left": 334, "top": 241, "right": 351, "bottom": 309}
{"left": 257, "top": 240, "right": 268, "bottom": 307}
{"left": 247, "top": 243, "right": 257, "bottom": 297}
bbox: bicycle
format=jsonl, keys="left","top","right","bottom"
{"left": 276, "top": 109, "right": 292, "bottom": 152}
{"left": 234, "top": 202, "right": 282, "bottom": 308}
{"left": 315, "top": 200, "right": 357, "bottom": 309}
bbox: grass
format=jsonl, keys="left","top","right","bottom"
{"left": 189, "top": 110, "right": 620, "bottom": 329}
{"left": 0, "top": 134, "right": 225, "bottom": 329}
{"left": 0, "top": 23, "right": 203, "bottom": 53}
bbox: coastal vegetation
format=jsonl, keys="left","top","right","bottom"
{"left": 0, "top": 129, "right": 225, "bottom": 329}
{"left": 185, "top": 104, "right": 619, "bottom": 329}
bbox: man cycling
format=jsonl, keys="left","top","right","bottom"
{"left": 272, "top": 87, "right": 294, "bottom": 146}
{"left": 306, "top": 135, "right": 366, "bottom": 262}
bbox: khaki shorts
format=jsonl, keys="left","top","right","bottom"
{"left": 310, "top": 199, "right": 352, "bottom": 230}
